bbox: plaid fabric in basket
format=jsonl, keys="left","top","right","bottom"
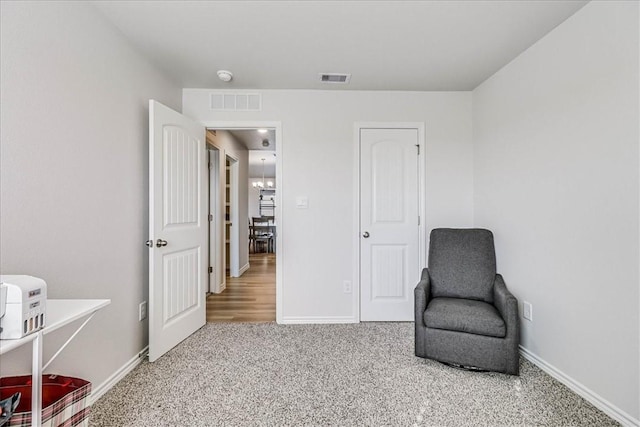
{"left": 0, "top": 374, "right": 91, "bottom": 427}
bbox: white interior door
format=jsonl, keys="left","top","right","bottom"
{"left": 360, "top": 128, "right": 420, "bottom": 321}
{"left": 149, "top": 100, "right": 207, "bottom": 362}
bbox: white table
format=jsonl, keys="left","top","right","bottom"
{"left": 0, "top": 299, "right": 110, "bottom": 427}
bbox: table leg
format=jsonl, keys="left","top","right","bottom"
{"left": 32, "top": 332, "right": 42, "bottom": 427}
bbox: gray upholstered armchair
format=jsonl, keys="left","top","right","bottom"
{"left": 414, "top": 228, "right": 520, "bottom": 375}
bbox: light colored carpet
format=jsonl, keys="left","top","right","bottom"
{"left": 90, "top": 323, "right": 617, "bottom": 426}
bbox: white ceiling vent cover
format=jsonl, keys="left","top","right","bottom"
{"left": 210, "top": 93, "right": 262, "bottom": 111}
{"left": 319, "top": 73, "right": 351, "bottom": 84}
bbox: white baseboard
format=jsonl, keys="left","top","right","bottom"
{"left": 89, "top": 346, "right": 148, "bottom": 405}
{"left": 519, "top": 346, "right": 639, "bottom": 427}
{"left": 280, "top": 316, "right": 358, "bottom": 324}
{"left": 239, "top": 262, "right": 250, "bottom": 276}
{"left": 211, "top": 281, "right": 226, "bottom": 294}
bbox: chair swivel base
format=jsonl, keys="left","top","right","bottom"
{"left": 439, "top": 361, "right": 488, "bottom": 373}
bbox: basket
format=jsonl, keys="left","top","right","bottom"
{"left": 0, "top": 375, "right": 91, "bottom": 427}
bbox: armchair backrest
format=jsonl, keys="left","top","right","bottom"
{"left": 428, "top": 228, "right": 496, "bottom": 303}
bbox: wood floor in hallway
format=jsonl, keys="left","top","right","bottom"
{"left": 206, "top": 252, "right": 276, "bottom": 322}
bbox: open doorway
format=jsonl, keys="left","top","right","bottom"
{"left": 205, "top": 127, "right": 278, "bottom": 322}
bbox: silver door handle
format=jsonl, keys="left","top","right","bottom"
{"left": 145, "top": 240, "right": 153, "bottom": 248}
{"left": 156, "top": 239, "right": 168, "bottom": 247}
{"left": 362, "top": 231, "right": 370, "bottom": 238}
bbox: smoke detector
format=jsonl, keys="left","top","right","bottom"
{"left": 217, "top": 70, "right": 233, "bottom": 82}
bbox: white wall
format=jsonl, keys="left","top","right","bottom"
{"left": 473, "top": 1, "right": 639, "bottom": 423}
{"left": 0, "top": 1, "right": 181, "bottom": 390}
{"left": 184, "top": 90, "right": 474, "bottom": 320}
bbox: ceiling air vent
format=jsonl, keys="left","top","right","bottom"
{"left": 210, "top": 93, "right": 262, "bottom": 111}
{"left": 319, "top": 73, "right": 351, "bottom": 84}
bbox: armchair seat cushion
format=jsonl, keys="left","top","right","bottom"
{"left": 424, "top": 297, "right": 506, "bottom": 338}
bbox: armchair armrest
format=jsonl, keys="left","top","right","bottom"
{"left": 414, "top": 268, "right": 431, "bottom": 327}
{"left": 493, "top": 274, "right": 519, "bottom": 338}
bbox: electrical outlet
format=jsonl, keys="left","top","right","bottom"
{"left": 139, "top": 301, "right": 147, "bottom": 321}
{"left": 523, "top": 301, "right": 533, "bottom": 321}
{"left": 343, "top": 280, "right": 352, "bottom": 294}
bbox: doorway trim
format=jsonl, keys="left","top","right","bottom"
{"left": 353, "top": 122, "right": 427, "bottom": 322}
{"left": 202, "top": 121, "right": 283, "bottom": 324}
{"left": 226, "top": 154, "right": 240, "bottom": 277}
{"left": 207, "top": 147, "right": 223, "bottom": 293}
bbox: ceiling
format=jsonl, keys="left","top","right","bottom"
{"left": 93, "top": 1, "right": 588, "bottom": 91}
{"left": 230, "top": 129, "right": 276, "bottom": 151}
{"left": 228, "top": 129, "right": 276, "bottom": 177}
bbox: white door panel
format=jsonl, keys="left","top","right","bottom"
{"left": 360, "top": 128, "right": 419, "bottom": 321}
{"left": 149, "top": 100, "right": 206, "bottom": 362}
{"left": 371, "top": 244, "right": 408, "bottom": 299}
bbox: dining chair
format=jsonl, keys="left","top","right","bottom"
{"left": 251, "top": 217, "right": 276, "bottom": 253}
{"left": 249, "top": 217, "right": 271, "bottom": 253}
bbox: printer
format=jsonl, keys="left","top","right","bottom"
{"left": 0, "top": 275, "right": 47, "bottom": 339}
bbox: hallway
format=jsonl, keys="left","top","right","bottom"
{"left": 206, "top": 252, "right": 276, "bottom": 322}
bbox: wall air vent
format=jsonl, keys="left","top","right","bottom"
{"left": 319, "top": 73, "right": 351, "bottom": 84}
{"left": 210, "top": 93, "right": 262, "bottom": 111}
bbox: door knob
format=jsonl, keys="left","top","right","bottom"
{"left": 362, "top": 231, "right": 370, "bottom": 238}
{"left": 156, "top": 239, "right": 168, "bottom": 247}
{"left": 145, "top": 240, "right": 153, "bottom": 248}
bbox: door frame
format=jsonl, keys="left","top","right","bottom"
{"left": 226, "top": 154, "right": 240, "bottom": 277}
{"left": 208, "top": 147, "right": 223, "bottom": 293}
{"left": 201, "top": 121, "right": 283, "bottom": 324}
{"left": 353, "top": 122, "right": 427, "bottom": 322}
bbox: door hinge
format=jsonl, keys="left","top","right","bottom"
{"left": 208, "top": 214, "right": 213, "bottom": 222}
{"left": 209, "top": 266, "right": 213, "bottom": 274}
{"left": 208, "top": 162, "right": 212, "bottom": 170}
{"left": 418, "top": 216, "right": 421, "bottom": 226}
{"left": 416, "top": 144, "right": 420, "bottom": 155}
